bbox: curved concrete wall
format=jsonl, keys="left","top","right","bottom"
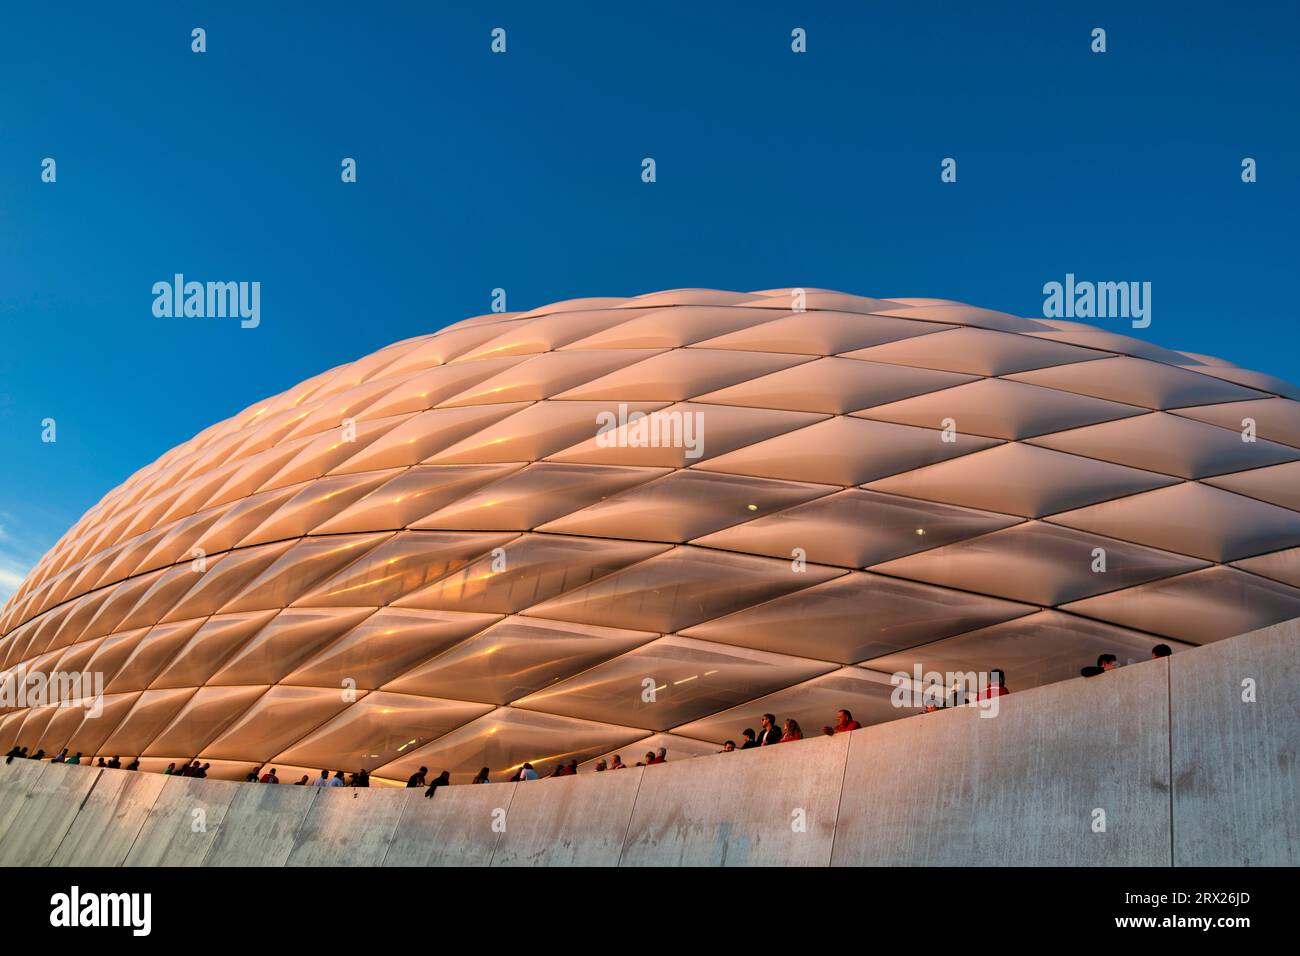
{"left": 1, "top": 618, "right": 1295, "bottom": 867}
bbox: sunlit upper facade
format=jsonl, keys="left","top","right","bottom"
{"left": 3, "top": 288, "right": 1300, "bottom": 784}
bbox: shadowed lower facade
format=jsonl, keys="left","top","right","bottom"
{"left": 3, "top": 288, "right": 1300, "bottom": 785}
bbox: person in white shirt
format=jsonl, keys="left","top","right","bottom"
{"left": 327, "top": 770, "right": 346, "bottom": 787}
{"left": 313, "top": 770, "right": 330, "bottom": 786}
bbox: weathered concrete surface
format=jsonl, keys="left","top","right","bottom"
{"left": 832, "top": 660, "right": 1172, "bottom": 866}
{"left": 1172, "top": 620, "right": 1300, "bottom": 866}
{"left": 0, "top": 757, "right": 50, "bottom": 846}
{"left": 0, "top": 763, "right": 102, "bottom": 867}
{"left": 494, "top": 769, "right": 642, "bottom": 867}
{"left": 50, "top": 768, "right": 168, "bottom": 866}
{"left": 123, "top": 775, "right": 240, "bottom": 867}
{"left": 285, "top": 785, "right": 406, "bottom": 867}
{"left": 382, "top": 783, "right": 516, "bottom": 867}
{"left": 621, "top": 735, "right": 849, "bottom": 866}
{"left": 203, "top": 780, "right": 318, "bottom": 867}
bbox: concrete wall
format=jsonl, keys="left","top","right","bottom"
{"left": 51, "top": 767, "right": 169, "bottom": 867}
{"left": 1171, "top": 617, "right": 1300, "bottom": 866}
{"left": 0, "top": 762, "right": 102, "bottom": 867}
{"left": 284, "top": 784, "right": 407, "bottom": 868}
{"left": 0, "top": 618, "right": 1294, "bottom": 867}
{"left": 497, "top": 768, "right": 640, "bottom": 867}
{"left": 0, "top": 757, "right": 52, "bottom": 847}
{"left": 382, "top": 781, "right": 515, "bottom": 867}
{"left": 204, "top": 778, "right": 320, "bottom": 867}
{"left": 833, "top": 658, "right": 1172, "bottom": 866}
{"left": 622, "top": 735, "right": 848, "bottom": 866}
{"left": 123, "top": 775, "right": 240, "bottom": 867}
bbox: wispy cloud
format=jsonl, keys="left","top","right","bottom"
{"left": 0, "top": 562, "right": 26, "bottom": 598}
{"left": 0, "top": 510, "right": 61, "bottom": 607}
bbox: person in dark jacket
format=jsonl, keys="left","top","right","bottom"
{"left": 350, "top": 769, "right": 369, "bottom": 787}
{"left": 740, "top": 729, "right": 759, "bottom": 750}
{"left": 406, "top": 767, "right": 428, "bottom": 788}
{"left": 1083, "top": 653, "right": 1119, "bottom": 678}
{"left": 424, "top": 770, "right": 451, "bottom": 798}
{"left": 758, "top": 713, "right": 782, "bottom": 746}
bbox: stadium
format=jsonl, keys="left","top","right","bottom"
{"left": 3, "top": 287, "right": 1299, "bottom": 793}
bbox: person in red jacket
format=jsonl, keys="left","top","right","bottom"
{"left": 779, "top": 719, "right": 803, "bottom": 743}
{"left": 978, "top": 669, "right": 1010, "bottom": 700}
{"left": 822, "top": 709, "right": 861, "bottom": 736}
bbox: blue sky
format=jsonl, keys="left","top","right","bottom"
{"left": 1, "top": 1, "right": 1297, "bottom": 600}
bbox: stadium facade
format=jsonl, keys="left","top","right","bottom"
{"left": 3, "top": 288, "right": 1300, "bottom": 785}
